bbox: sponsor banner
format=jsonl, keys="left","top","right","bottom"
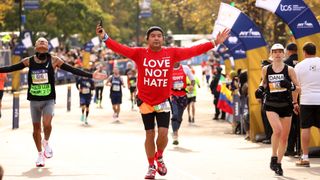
{"left": 256, "top": 0, "right": 320, "bottom": 51}
{"left": 232, "top": 13, "right": 267, "bottom": 50}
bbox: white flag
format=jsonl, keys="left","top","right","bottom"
{"left": 50, "top": 37, "right": 59, "bottom": 48}
{"left": 22, "top": 32, "right": 33, "bottom": 48}
{"left": 255, "top": 0, "right": 281, "bottom": 13}
{"left": 91, "top": 36, "right": 100, "bottom": 46}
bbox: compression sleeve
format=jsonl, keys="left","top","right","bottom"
{"left": 0, "top": 62, "right": 26, "bottom": 73}
{"left": 60, "top": 63, "right": 93, "bottom": 78}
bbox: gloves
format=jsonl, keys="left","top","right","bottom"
{"left": 280, "top": 79, "right": 295, "bottom": 91}
{"left": 255, "top": 86, "right": 264, "bottom": 99}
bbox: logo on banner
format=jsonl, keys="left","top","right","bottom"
{"left": 280, "top": 4, "right": 305, "bottom": 12}
{"left": 297, "top": 21, "right": 314, "bottom": 29}
{"left": 235, "top": 49, "right": 246, "bottom": 54}
{"left": 239, "top": 28, "right": 261, "bottom": 38}
{"left": 228, "top": 36, "right": 238, "bottom": 44}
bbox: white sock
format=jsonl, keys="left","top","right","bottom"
{"left": 302, "top": 154, "right": 309, "bottom": 160}
{"left": 38, "top": 151, "right": 43, "bottom": 156}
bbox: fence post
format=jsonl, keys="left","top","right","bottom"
{"left": 67, "top": 85, "right": 71, "bottom": 112}
{"left": 12, "top": 92, "right": 19, "bottom": 129}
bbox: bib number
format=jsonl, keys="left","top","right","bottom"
{"left": 112, "top": 85, "right": 120, "bottom": 91}
{"left": 153, "top": 100, "right": 171, "bottom": 112}
{"left": 173, "top": 81, "right": 184, "bottom": 90}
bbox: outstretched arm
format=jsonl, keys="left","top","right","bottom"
{"left": 174, "top": 28, "right": 230, "bottom": 61}
{"left": 0, "top": 58, "right": 28, "bottom": 73}
{"left": 55, "top": 56, "right": 107, "bottom": 80}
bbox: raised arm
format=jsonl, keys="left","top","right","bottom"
{"left": 96, "top": 25, "right": 139, "bottom": 61}
{"left": 174, "top": 28, "right": 230, "bottom": 61}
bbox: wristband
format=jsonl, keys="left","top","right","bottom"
{"left": 102, "top": 33, "right": 109, "bottom": 42}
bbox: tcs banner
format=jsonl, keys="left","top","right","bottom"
{"left": 256, "top": 0, "right": 320, "bottom": 60}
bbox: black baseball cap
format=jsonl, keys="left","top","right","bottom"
{"left": 146, "top": 26, "right": 164, "bottom": 39}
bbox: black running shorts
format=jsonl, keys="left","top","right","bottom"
{"left": 300, "top": 105, "right": 320, "bottom": 129}
{"left": 264, "top": 104, "right": 293, "bottom": 118}
{"left": 187, "top": 96, "right": 196, "bottom": 104}
{"left": 141, "top": 112, "right": 170, "bottom": 130}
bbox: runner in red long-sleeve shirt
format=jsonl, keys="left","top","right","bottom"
{"left": 96, "top": 25, "right": 230, "bottom": 179}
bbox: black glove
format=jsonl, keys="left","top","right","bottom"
{"left": 255, "top": 86, "right": 264, "bottom": 99}
{"left": 280, "top": 79, "right": 295, "bottom": 91}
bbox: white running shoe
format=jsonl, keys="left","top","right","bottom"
{"left": 36, "top": 152, "right": 45, "bottom": 167}
{"left": 42, "top": 140, "right": 53, "bottom": 158}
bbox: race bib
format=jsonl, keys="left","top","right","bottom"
{"left": 173, "top": 81, "right": 184, "bottom": 90}
{"left": 153, "top": 100, "right": 171, "bottom": 112}
{"left": 268, "top": 74, "right": 286, "bottom": 93}
{"left": 112, "top": 85, "right": 120, "bottom": 91}
{"left": 31, "top": 69, "right": 49, "bottom": 84}
{"left": 82, "top": 88, "right": 90, "bottom": 94}
{"left": 30, "top": 84, "right": 51, "bottom": 96}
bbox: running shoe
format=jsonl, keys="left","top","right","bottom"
{"left": 296, "top": 158, "right": 310, "bottom": 167}
{"left": 270, "top": 156, "right": 277, "bottom": 171}
{"left": 172, "top": 135, "right": 179, "bottom": 145}
{"left": 155, "top": 153, "right": 167, "bottom": 176}
{"left": 144, "top": 165, "right": 156, "bottom": 179}
{"left": 274, "top": 163, "right": 283, "bottom": 176}
{"left": 42, "top": 140, "right": 53, "bottom": 159}
{"left": 36, "top": 152, "right": 45, "bottom": 167}
{"left": 85, "top": 118, "right": 88, "bottom": 125}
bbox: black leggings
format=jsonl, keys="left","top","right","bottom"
{"left": 95, "top": 87, "right": 104, "bottom": 101}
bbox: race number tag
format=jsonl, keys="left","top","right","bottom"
{"left": 173, "top": 81, "right": 184, "bottom": 90}
{"left": 154, "top": 100, "right": 171, "bottom": 112}
{"left": 112, "top": 85, "right": 120, "bottom": 91}
{"left": 82, "top": 88, "right": 90, "bottom": 94}
{"left": 31, "top": 69, "right": 49, "bottom": 84}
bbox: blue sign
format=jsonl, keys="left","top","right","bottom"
{"left": 24, "top": 0, "right": 39, "bottom": 10}
{"left": 13, "top": 42, "right": 26, "bottom": 56}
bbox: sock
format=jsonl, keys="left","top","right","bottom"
{"left": 302, "top": 154, "right": 309, "bottom": 160}
{"left": 157, "top": 150, "right": 164, "bottom": 158}
{"left": 86, "top": 111, "right": 89, "bottom": 118}
{"left": 148, "top": 157, "right": 155, "bottom": 166}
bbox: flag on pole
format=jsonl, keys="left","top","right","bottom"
{"left": 217, "top": 84, "right": 233, "bottom": 114}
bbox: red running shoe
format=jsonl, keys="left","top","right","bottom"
{"left": 144, "top": 165, "right": 156, "bottom": 179}
{"left": 155, "top": 153, "right": 167, "bottom": 176}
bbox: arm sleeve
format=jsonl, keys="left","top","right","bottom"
{"left": 105, "top": 38, "right": 140, "bottom": 61}
{"left": 60, "top": 63, "right": 93, "bottom": 78}
{"left": 174, "top": 42, "right": 214, "bottom": 62}
{"left": 0, "top": 62, "right": 26, "bottom": 73}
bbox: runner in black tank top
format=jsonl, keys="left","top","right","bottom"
{"left": 27, "top": 56, "right": 55, "bottom": 101}
{"left": 107, "top": 67, "right": 124, "bottom": 122}
{"left": 255, "top": 43, "right": 299, "bottom": 176}
{"left": 0, "top": 37, "right": 107, "bottom": 167}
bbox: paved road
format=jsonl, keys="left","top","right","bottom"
{"left": 0, "top": 75, "right": 319, "bottom": 180}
